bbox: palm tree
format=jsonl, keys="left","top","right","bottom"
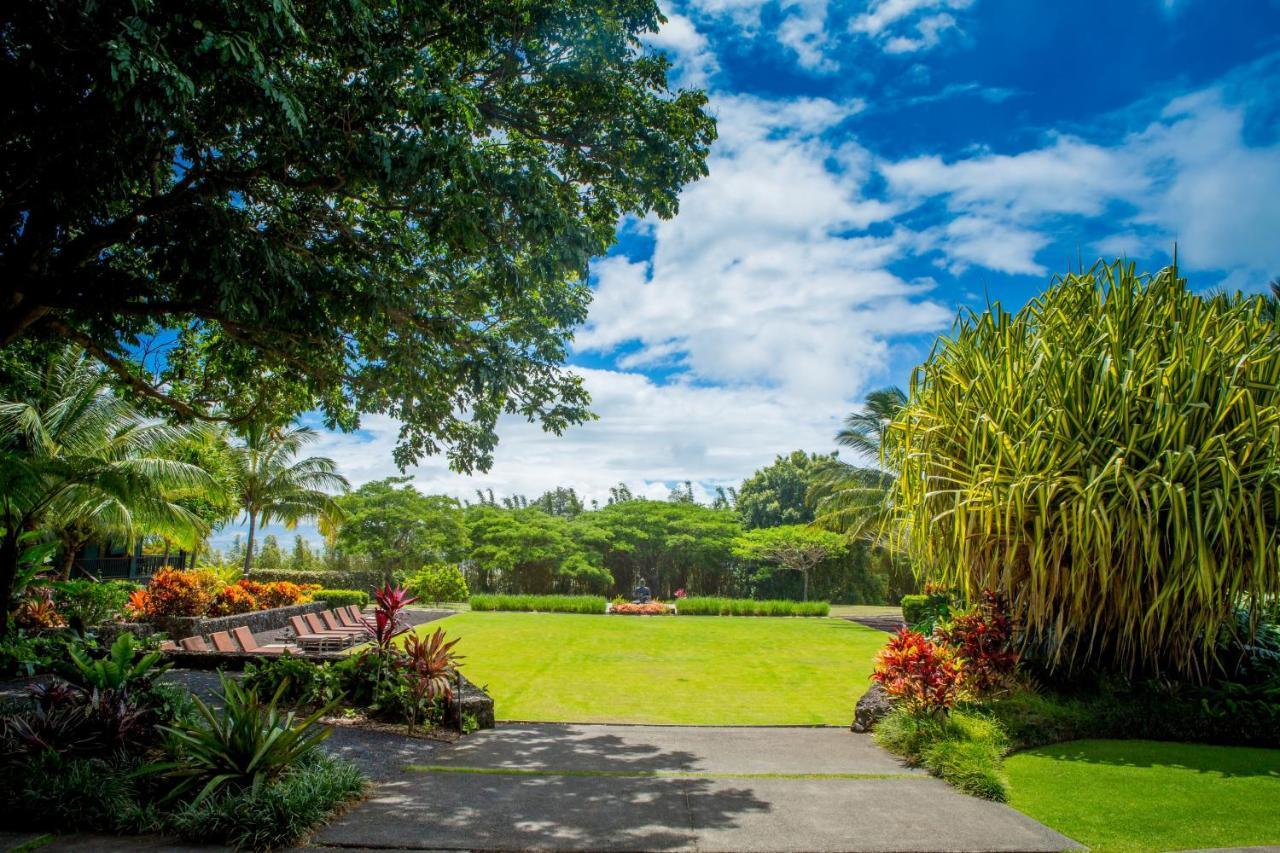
{"left": 228, "top": 422, "right": 348, "bottom": 575}
{"left": 810, "top": 386, "right": 906, "bottom": 541}
{"left": 0, "top": 347, "right": 214, "bottom": 635}
{"left": 834, "top": 386, "right": 906, "bottom": 461}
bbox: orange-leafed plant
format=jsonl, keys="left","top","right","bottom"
{"left": 256, "top": 581, "right": 310, "bottom": 609}
{"left": 126, "top": 588, "right": 153, "bottom": 619}
{"left": 871, "top": 628, "right": 965, "bottom": 717}
{"left": 145, "top": 568, "right": 215, "bottom": 617}
{"left": 13, "top": 587, "right": 65, "bottom": 630}
{"left": 933, "top": 589, "right": 1019, "bottom": 697}
{"left": 209, "top": 584, "right": 258, "bottom": 616}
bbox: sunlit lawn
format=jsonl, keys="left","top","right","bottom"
{"left": 422, "top": 611, "right": 885, "bottom": 725}
{"left": 1006, "top": 739, "right": 1280, "bottom": 853}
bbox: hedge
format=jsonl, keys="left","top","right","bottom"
{"left": 675, "top": 597, "right": 829, "bottom": 617}
{"left": 900, "top": 594, "right": 929, "bottom": 626}
{"left": 314, "top": 589, "right": 369, "bottom": 609}
{"left": 468, "top": 594, "right": 607, "bottom": 614}
{"left": 248, "top": 568, "right": 389, "bottom": 594}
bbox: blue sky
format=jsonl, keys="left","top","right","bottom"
{"left": 216, "top": 0, "right": 1280, "bottom": 550}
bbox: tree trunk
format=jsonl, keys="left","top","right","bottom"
{"left": 0, "top": 531, "right": 18, "bottom": 639}
{"left": 59, "top": 545, "right": 76, "bottom": 581}
{"left": 243, "top": 513, "right": 257, "bottom": 577}
{"left": 802, "top": 569, "right": 809, "bottom": 602}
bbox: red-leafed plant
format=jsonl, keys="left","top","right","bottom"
{"left": 934, "top": 589, "right": 1019, "bottom": 696}
{"left": 13, "top": 587, "right": 65, "bottom": 630}
{"left": 400, "top": 628, "right": 462, "bottom": 731}
{"left": 125, "top": 588, "right": 152, "bottom": 620}
{"left": 209, "top": 584, "right": 258, "bottom": 617}
{"left": 871, "top": 628, "right": 965, "bottom": 717}
{"left": 362, "top": 585, "right": 418, "bottom": 650}
{"left": 145, "top": 568, "right": 215, "bottom": 617}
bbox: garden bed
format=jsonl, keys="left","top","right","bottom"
{"left": 102, "top": 600, "right": 327, "bottom": 644}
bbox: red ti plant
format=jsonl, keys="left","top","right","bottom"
{"left": 871, "top": 628, "right": 965, "bottom": 717}
{"left": 362, "top": 585, "right": 418, "bottom": 650}
{"left": 400, "top": 628, "right": 462, "bottom": 731}
{"left": 933, "top": 589, "right": 1019, "bottom": 697}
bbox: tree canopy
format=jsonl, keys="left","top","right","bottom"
{"left": 334, "top": 477, "right": 468, "bottom": 582}
{"left": 735, "top": 450, "right": 835, "bottom": 529}
{"left": 2, "top": 0, "right": 715, "bottom": 471}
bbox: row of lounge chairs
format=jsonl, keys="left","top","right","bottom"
{"left": 160, "top": 605, "right": 371, "bottom": 656}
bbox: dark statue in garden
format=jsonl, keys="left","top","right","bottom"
{"left": 632, "top": 579, "right": 652, "bottom": 604}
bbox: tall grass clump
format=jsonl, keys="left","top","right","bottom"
{"left": 885, "top": 259, "right": 1280, "bottom": 678}
{"left": 874, "top": 707, "right": 1009, "bottom": 801}
{"left": 676, "top": 597, "right": 829, "bottom": 617}
{"left": 468, "top": 594, "right": 607, "bottom": 614}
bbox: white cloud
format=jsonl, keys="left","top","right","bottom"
{"left": 684, "top": 0, "right": 842, "bottom": 73}
{"left": 649, "top": 4, "right": 721, "bottom": 88}
{"left": 578, "top": 94, "right": 950, "bottom": 401}
{"left": 851, "top": 0, "right": 974, "bottom": 53}
{"left": 877, "top": 75, "right": 1280, "bottom": 284}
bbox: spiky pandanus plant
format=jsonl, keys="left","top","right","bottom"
{"left": 885, "top": 260, "right": 1280, "bottom": 679}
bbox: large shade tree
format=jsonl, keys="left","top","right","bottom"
{"left": 228, "top": 423, "right": 348, "bottom": 575}
{"left": 886, "top": 260, "right": 1280, "bottom": 678}
{"left": 0, "top": 347, "right": 213, "bottom": 635}
{"left": 1, "top": 0, "right": 715, "bottom": 472}
{"left": 334, "top": 477, "right": 468, "bottom": 584}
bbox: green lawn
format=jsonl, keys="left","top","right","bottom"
{"left": 426, "top": 611, "right": 885, "bottom": 725}
{"left": 1006, "top": 740, "right": 1280, "bottom": 853}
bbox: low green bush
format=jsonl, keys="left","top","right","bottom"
{"left": 165, "top": 750, "right": 366, "bottom": 851}
{"left": 899, "top": 594, "right": 928, "bottom": 625}
{"left": 675, "top": 597, "right": 829, "bottom": 617}
{"left": 874, "top": 706, "right": 1009, "bottom": 801}
{"left": 251, "top": 567, "right": 391, "bottom": 593}
{"left": 243, "top": 655, "right": 342, "bottom": 707}
{"left": 314, "top": 589, "right": 369, "bottom": 609}
{"left": 469, "top": 594, "right": 607, "bottom": 614}
{"left": 0, "top": 752, "right": 144, "bottom": 833}
{"left": 407, "top": 563, "right": 469, "bottom": 605}
{"left": 51, "top": 580, "right": 137, "bottom": 631}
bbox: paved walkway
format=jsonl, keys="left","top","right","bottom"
{"left": 311, "top": 723, "right": 1080, "bottom": 852}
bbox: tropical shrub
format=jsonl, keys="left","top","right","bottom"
{"left": 144, "top": 568, "right": 215, "bottom": 617}
{"left": 313, "top": 589, "right": 368, "bottom": 609}
{"left": 934, "top": 589, "right": 1019, "bottom": 696}
{"left": 164, "top": 750, "right": 366, "bottom": 851}
{"left": 899, "top": 595, "right": 928, "bottom": 626}
{"left": 242, "top": 655, "right": 341, "bottom": 707}
{"left": 65, "top": 632, "right": 168, "bottom": 693}
{"left": 871, "top": 628, "right": 965, "bottom": 716}
{"left": 0, "top": 630, "right": 68, "bottom": 677}
{"left": 400, "top": 628, "right": 461, "bottom": 730}
{"left": 254, "top": 580, "right": 312, "bottom": 609}
{"left": 874, "top": 706, "right": 1009, "bottom": 801}
{"left": 145, "top": 674, "right": 337, "bottom": 805}
{"left": 13, "top": 586, "right": 66, "bottom": 630}
{"left": 675, "top": 597, "right": 829, "bottom": 616}
{"left": 208, "top": 584, "right": 257, "bottom": 616}
{"left": 886, "top": 260, "right": 1280, "bottom": 676}
{"left": 469, "top": 594, "right": 607, "bottom": 614}
{"left": 50, "top": 580, "right": 136, "bottom": 631}
{"left": 406, "top": 563, "right": 469, "bottom": 605}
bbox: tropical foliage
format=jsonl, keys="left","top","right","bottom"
{"left": 885, "top": 261, "right": 1280, "bottom": 677}
{"left": 0, "top": 348, "right": 213, "bottom": 635}
{"left": 227, "top": 423, "right": 347, "bottom": 575}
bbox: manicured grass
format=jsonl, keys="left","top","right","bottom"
{"left": 427, "top": 611, "right": 885, "bottom": 724}
{"left": 1006, "top": 739, "right": 1280, "bottom": 853}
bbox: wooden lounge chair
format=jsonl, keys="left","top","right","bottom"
{"left": 210, "top": 630, "right": 238, "bottom": 652}
{"left": 321, "top": 610, "right": 365, "bottom": 634}
{"left": 307, "top": 612, "right": 362, "bottom": 636}
{"left": 290, "top": 614, "right": 354, "bottom": 645}
{"left": 232, "top": 626, "right": 298, "bottom": 656}
{"left": 179, "top": 635, "right": 209, "bottom": 651}
{"left": 158, "top": 640, "right": 178, "bottom": 651}
{"left": 337, "top": 607, "right": 365, "bottom": 629}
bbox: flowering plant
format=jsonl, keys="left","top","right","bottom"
{"left": 871, "top": 628, "right": 965, "bottom": 716}
{"left": 674, "top": 588, "right": 687, "bottom": 599}
{"left": 125, "top": 588, "right": 153, "bottom": 619}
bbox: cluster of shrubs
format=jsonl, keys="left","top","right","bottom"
{"left": 609, "top": 601, "right": 674, "bottom": 615}
{"left": 869, "top": 589, "right": 1280, "bottom": 802}
{"left": 0, "top": 632, "right": 366, "bottom": 850}
{"left": 676, "top": 597, "right": 829, "bottom": 617}
{"left": 469, "top": 594, "right": 608, "bottom": 614}
{"left": 126, "top": 569, "right": 316, "bottom": 619}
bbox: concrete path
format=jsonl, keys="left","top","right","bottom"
{"left": 311, "top": 723, "right": 1080, "bottom": 852}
